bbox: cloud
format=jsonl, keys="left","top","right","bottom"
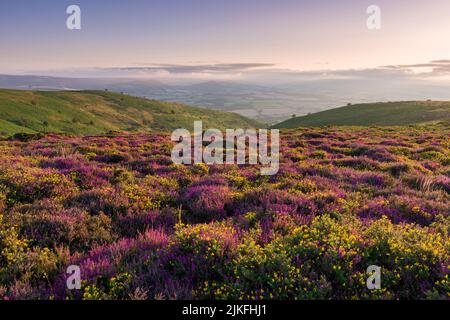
{"left": 105, "top": 63, "right": 276, "bottom": 74}
{"left": 22, "top": 59, "right": 450, "bottom": 83}
{"left": 100, "top": 62, "right": 416, "bottom": 82}
{"left": 380, "top": 60, "right": 450, "bottom": 77}
{"left": 431, "top": 60, "right": 450, "bottom": 64}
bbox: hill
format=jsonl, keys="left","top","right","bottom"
{"left": 0, "top": 89, "right": 261, "bottom": 136}
{"left": 273, "top": 101, "right": 450, "bottom": 128}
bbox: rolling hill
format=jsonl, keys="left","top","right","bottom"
{"left": 273, "top": 101, "right": 450, "bottom": 128}
{"left": 0, "top": 89, "right": 261, "bottom": 136}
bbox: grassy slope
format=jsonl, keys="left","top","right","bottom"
{"left": 0, "top": 89, "right": 261, "bottom": 136}
{"left": 273, "top": 101, "right": 450, "bottom": 128}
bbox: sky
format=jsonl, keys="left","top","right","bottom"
{"left": 1, "top": 0, "right": 450, "bottom": 79}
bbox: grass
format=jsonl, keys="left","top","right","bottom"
{"left": 0, "top": 89, "right": 262, "bottom": 137}
{"left": 273, "top": 101, "right": 450, "bottom": 128}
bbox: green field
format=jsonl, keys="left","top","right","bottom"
{"left": 273, "top": 101, "right": 450, "bottom": 128}
{"left": 0, "top": 89, "right": 261, "bottom": 136}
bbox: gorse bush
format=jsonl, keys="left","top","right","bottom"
{"left": 0, "top": 126, "right": 448, "bottom": 300}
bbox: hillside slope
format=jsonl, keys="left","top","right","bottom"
{"left": 273, "top": 101, "right": 450, "bottom": 128}
{"left": 0, "top": 89, "right": 261, "bottom": 136}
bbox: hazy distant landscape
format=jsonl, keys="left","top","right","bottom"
{"left": 3, "top": 74, "right": 450, "bottom": 124}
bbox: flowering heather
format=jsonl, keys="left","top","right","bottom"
{"left": 0, "top": 125, "right": 448, "bottom": 300}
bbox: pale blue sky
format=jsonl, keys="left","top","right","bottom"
{"left": 1, "top": 0, "right": 450, "bottom": 76}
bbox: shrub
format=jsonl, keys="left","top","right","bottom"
{"left": 11, "top": 207, "right": 114, "bottom": 252}
{"left": 181, "top": 185, "right": 233, "bottom": 223}
{"left": 8, "top": 133, "right": 44, "bottom": 142}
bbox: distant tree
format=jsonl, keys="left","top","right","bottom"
{"left": 42, "top": 121, "right": 49, "bottom": 133}
{"left": 347, "top": 103, "right": 352, "bottom": 106}
{"left": 292, "top": 114, "right": 296, "bottom": 118}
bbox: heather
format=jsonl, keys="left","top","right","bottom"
{"left": 0, "top": 125, "right": 449, "bottom": 300}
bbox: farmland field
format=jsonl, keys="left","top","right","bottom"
{"left": 0, "top": 123, "right": 448, "bottom": 300}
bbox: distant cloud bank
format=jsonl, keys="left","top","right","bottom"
{"left": 9, "top": 60, "right": 450, "bottom": 83}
